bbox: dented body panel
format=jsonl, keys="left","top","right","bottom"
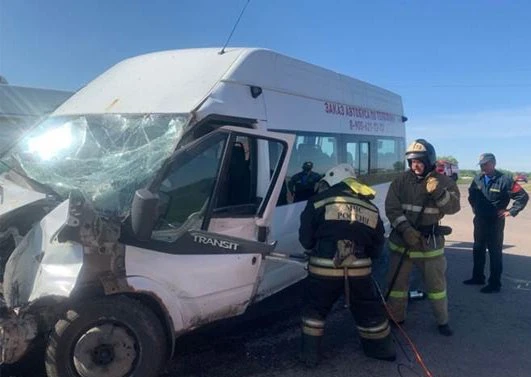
{"left": 125, "top": 246, "right": 263, "bottom": 331}
{"left": 4, "top": 201, "right": 83, "bottom": 307}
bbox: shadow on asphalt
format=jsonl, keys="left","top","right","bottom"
{"left": 448, "top": 240, "right": 516, "bottom": 251}
{"left": 160, "top": 280, "right": 306, "bottom": 377}
{"left": 4, "top": 245, "right": 531, "bottom": 377}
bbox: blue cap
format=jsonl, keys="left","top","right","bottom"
{"left": 478, "top": 153, "right": 496, "bottom": 165}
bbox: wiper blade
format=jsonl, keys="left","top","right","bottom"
{"left": 0, "top": 159, "right": 63, "bottom": 200}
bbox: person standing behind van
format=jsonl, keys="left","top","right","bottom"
{"left": 464, "top": 153, "right": 528, "bottom": 293}
{"left": 288, "top": 161, "right": 322, "bottom": 202}
{"left": 298, "top": 164, "right": 395, "bottom": 367}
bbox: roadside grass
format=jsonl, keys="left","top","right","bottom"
{"left": 457, "top": 176, "right": 473, "bottom": 185}
{"left": 457, "top": 177, "right": 531, "bottom": 191}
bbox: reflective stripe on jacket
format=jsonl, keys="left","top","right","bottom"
{"left": 308, "top": 256, "right": 372, "bottom": 278}
{"left": 299, "top": 181, "right": 385, "bottom": 259}
{"left": 385, "top": 170, "right": 461, "bottom": 255}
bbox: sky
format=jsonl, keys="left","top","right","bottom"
{"left": 0, "top": 0, "right": 530, "bottom": 171}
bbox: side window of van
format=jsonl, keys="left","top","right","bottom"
{"left": 345, "top": 140, "right": 369, "bottom": 176}
{"left": 215, "top": 136, "right": 253, "bottom": 209}
{"left": 294, "top": 136, "right": 337, "bottom": 177}
{"left": 151, "top": 134, "right": 226, "bottom": 241}
{"left": 273, "top": 133, "right": 338, "bottom": 206}
{"left": 376, "top": 137, "right": 404, "bottom": 172}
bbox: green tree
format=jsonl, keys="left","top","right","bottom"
{"left": 498, "top": 168, "right": 513, "bottom": 176}
{"left": 437, "top": 155, "right": 458, "bottom": 164}
{"left": 393, "top": 160, "right": 405, "bottom": 171}
{"left": 460, "top": 169, "right": 477, "bottom": 177}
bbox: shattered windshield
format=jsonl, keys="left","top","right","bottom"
{"left": 0, "top": 113, "right": 188, "bottom": 217}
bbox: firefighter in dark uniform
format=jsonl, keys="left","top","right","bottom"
{"left": 385, "top": 139, "right": 460, "bottom": 336}
{"left": 288, "top": 161, "right": 322, "bottom": 202}
{"left": 464, "top": 153, "right": 528, "bottom": 292}
{"left": 299, "top": 164, "right": 395, "bottom": 367}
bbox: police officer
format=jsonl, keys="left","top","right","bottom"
{"left": 299, "top": 164, "right": 395, "bottom": 367}
{"left": 464, "top": 153, "right": 528, "bottom": 293}
{"left": 385, "top": 139, "right": 460, "bottom": 336}
{"left": 288, "top": 161, "right": 322, "bottom": 202}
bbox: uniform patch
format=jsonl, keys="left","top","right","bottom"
{"left": 489, "top": 188, "right": 500, "bottom": 192}
{"left": 325, "top": 203, "right": 378, "bottom": 228}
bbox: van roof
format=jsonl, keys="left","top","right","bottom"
{"left": 55, "top": 48, "right": 404, "bottom": 116}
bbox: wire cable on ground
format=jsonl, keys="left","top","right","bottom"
{"left": 373, "top": 277, "right": 435, "bottom": 377}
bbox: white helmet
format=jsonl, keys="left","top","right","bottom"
{"left": 321, "top": 164, "right": 357, "bottom": 187}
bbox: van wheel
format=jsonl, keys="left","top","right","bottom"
{"left": 451, "top": 173, "right": 458, "bottom": 181}
{"left": 45, "top": 296, "right": 166, "bottom": 377}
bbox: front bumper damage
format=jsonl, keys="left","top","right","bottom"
{"left": 0, "top": 191, "right": 128, "bottom": 365}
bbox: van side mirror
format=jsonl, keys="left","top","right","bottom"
{"left": 131, "top": 189, "right": 160, "bottom": 241}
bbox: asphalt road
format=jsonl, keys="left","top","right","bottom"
{"left": 161, "top": 184, "right": 531, "bottom": 377}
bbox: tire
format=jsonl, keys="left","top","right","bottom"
{"left": 45, "top": 296, "right": 167, "bottom": 377}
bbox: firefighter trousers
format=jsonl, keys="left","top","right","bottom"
{"left": 387, "top": 252, "right": 448, "bottom": 325}
{"left": 302, "top": 269, "right": 394, "bottom": 361}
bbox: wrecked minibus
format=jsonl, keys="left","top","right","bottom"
{"left": 0, "top": 48, "right": 406, "bottom": 376}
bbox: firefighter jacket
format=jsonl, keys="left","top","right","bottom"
{"left": 299, "top": 180, "right": 385, "bottom": 263}
{"left": 468, "top": 171, "right": 528, "bottom": 218}
{"left": 386, "top": 170, "right": 461, "bottom": 258}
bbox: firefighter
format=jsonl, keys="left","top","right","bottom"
{"left": 288, "top": 161, "right": 322, "bottom": 202}
{"left": 385, "top": 139, "right": 460, "bottom": 336}
{"left": 299, "top": 164, "right": 395, "bottom": 367}
{"left": 464, "top": 153, "right": 528, "bottom": 292}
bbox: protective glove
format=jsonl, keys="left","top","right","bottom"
{"left": 426, "top": 176, "right": 439, "bottom": 194}
{"left": 402, "top": 227, "right": 425, "bottom": 249}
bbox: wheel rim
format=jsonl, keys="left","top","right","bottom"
{"left": 73, "top": 323, "right": 138, "bottom": 377}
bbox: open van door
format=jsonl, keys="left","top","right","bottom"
{"left": 124, "top": 126, "right": 298, "bottom": 328}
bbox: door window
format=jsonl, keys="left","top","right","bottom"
{"left": 152, "top": 133, "right": 226, "bottom": 241}
{"left": 150, "top": 130, "right": 289, "bottom": 243}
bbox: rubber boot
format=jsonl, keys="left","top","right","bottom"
{"left": 360, "top": 334, "right": 396, "bottom": 362}
{"left": 300, "top": 333, "right": 322, "bottom": 368}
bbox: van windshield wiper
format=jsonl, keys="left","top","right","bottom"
{"left": 0, "top": 159, "right": 63, "bottom": 200}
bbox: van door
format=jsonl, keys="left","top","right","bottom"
{"left": 123, "top": 126, "right": 296, "bottom": 328}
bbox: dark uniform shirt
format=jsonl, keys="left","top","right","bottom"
{"left": 289, "top": 171, "right": 322, "bottom": 202}
{"left": 468, "top": 170, "right": 529, "bottom": 218}
{"left": 299, "top": 182, "right": 385, "bottom": 259}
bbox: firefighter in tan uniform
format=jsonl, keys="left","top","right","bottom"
{"left": 299, "top": 164, "right": 395, "bottom": 367}
{"left": 385, "top": 139, "right": 460, "bottom": 336}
